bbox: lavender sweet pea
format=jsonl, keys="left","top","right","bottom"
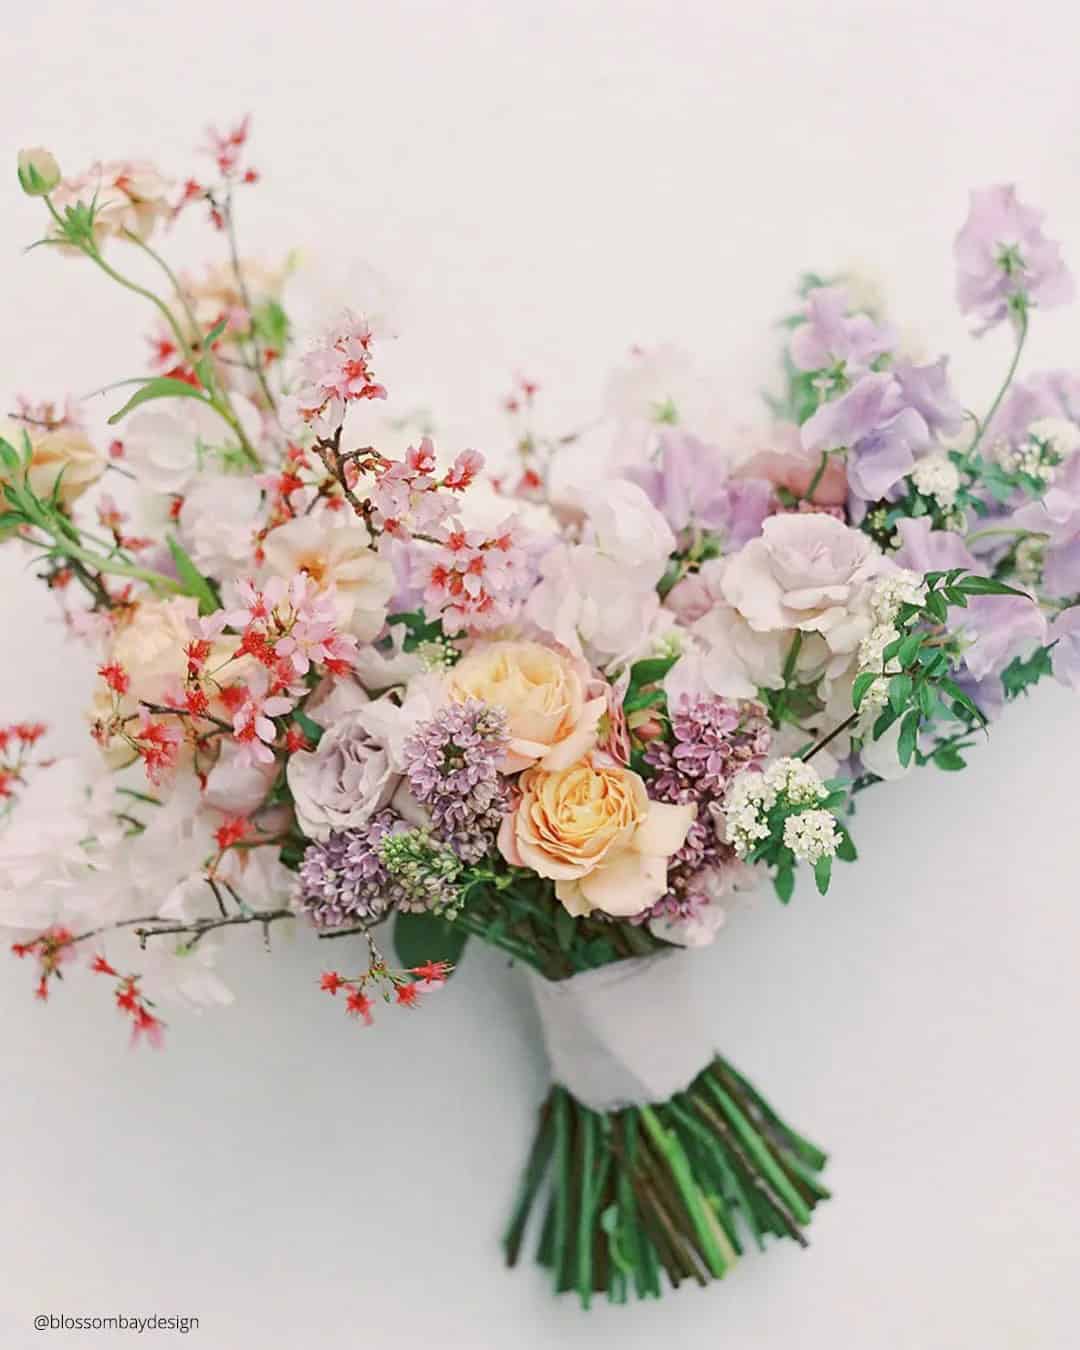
{"left": 624, "top": 430, "right": 773, "bottom": 546}
{"left": 954, "top": 184, "right": 1075, "bottom": 331}
{"left": 801, "top": 372, "right": 930, "bottom": 502}
{"left": 789, "top": 285, "right": 895, "bottom": 378}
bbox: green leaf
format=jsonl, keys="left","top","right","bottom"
{"left": 834, "top": 823, "right": 857, "bottom": 863}
{"left": 897, "top": 632, "right": 923, "bottom": 666}
{"left": 924, "top": 589, "right": 948, "bottom": 623}
{"left": 852, "top": 671, "right": 877, "bottom": 711}
{"left": 897, "top": 709, "right": 920, "bottom": 767}
{"left": 888, "top": 673, "right": 913, "bottom": 714}
{"left": 291, "top": 706, "right": 325, "bottom": 748}
{"left": 622, "top": 688, "right": 666, "bottom": 715}
{"left": 165, "top": 533, "right": 220, "bottom": 615}
{"left": 393, "top": 910, "right": 469, "bottom": 973}
{"left": 917, "top": 681, "right": 938, "bottom": 718}
{"left": 774, "top": 867, "right": 795, "bottom": 904}
{"left": 0, "top": 437, "right": 22, "bottom": 475}
{"left": 628, "top": 655, "right": 679, "bottom": 687}
{"left": 554, "top": 905, "right": 577, "bottom": 953}
{"left": 955, "top": 574, "right": 1028, "bottom": 599}
{"left": 932, "top": 746, "right": 967, "bottom": 771}
{"left": 108, "top": 377, "right": 209, "bottom": 425}
{"left": 813, "top": 855, "right": 832, "bottom": 895}
{"left": 194, "top": 318, "right": 228, "bottom": 389}
{"left": 1001, "top": 644, "right": 1055, "bottom": 701}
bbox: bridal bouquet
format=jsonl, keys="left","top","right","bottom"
{"left": 5, "top": 125, "right": 1078, "bottom": 1307}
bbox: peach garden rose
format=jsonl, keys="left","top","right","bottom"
{"left": 446, "top": 640, "right": 606, "bottom": 774}
{"left": 497, "top": 758, "right": 695, "bottom": 917}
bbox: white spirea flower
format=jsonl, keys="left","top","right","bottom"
{"left": 1029, "top": 417, "right": 1080, "bottom": 459}
{"left": 858, "top": 622, "right": 898, "bottom": 673}
{"left": 910, "top": 452, "right": 961, "bottom": 510}
{"left": 723, "top": 771, "right": 774, "bottom": 858}
{"left": 869, "top": 569, "right": 925, "bottom": 626}
{"left": 782, "top": 809, "right": 841, "bottom": 864}
{"left": 762, "top": 756, "right": 828, "bottom": 806}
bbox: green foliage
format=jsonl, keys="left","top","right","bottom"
{"left": 165, "top": 534, "right": 220, "bottom": 615}
{"left": 386, "top": 609, "right": 450, "bottom": 652}
{"left": 852, "top": 570, "right": 1030, "bottom": 775}
{"left": 1001, "top": 644, "right": 1056, "bottom": 700}
{"left": 392, "top": 910, "right": 469, "bottom": 974}
{"left": 108, "top": 376, "right": 210, "bottom": 425}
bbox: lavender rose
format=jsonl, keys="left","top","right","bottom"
{"left": 286, "top": 712, "right": 399, "bottom": 841}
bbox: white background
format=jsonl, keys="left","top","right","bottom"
{"left": 3, "top": 2, "right": 1080, "bottom": 1347}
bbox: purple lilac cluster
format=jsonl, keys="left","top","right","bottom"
{"left": 636, "top": 696, "right": 770, "bottom": 923}
{"left": 402, "top": 699, "right": 508, "bottom": 863}
{"left": 295, "top": 811, "right": 412, "bottom": 928}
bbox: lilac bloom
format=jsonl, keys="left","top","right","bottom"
{"left": 625, "top": 431, "right": 773, "bottom": 545}
{"left": 801, "top": 372, "right": 930, "bottom": 501}
{"left": 894, "top": 358, "right": 966, "bottom": 438}
{"left": 789, "top": 285, "right": 895, "bottom": 375}
{"left": 954, "top": 185, "right": 1075, "bottom": 331}
{"left": 1050, "top": 607, "right": 1080, "bottom": 691}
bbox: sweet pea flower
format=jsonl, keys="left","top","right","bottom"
{"left": 954, "top": 185, "right": 1075, "bottom": 331}
{"left": 1050, "top": 607, "right": 1080, "bottom": 691}
{"left": 789, "top": 285, "right": 895, "bottom": 376}
{"left": 624, "top": 430, "right": 773, "bottom": 543}
{"left": 893, "top": 358, "right": 966, "bottom": 438}
{"left": 801, "top": 372, "right": 930, "bottom": 502}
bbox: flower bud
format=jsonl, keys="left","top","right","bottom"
{"left": 17, "top": 148, "right": 60, "bottom": 197}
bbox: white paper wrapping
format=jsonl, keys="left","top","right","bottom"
{"left": 526, "top": 950, "right": 715, "bottom": 1112}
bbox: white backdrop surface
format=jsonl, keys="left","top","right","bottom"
{"left": 2, "top": 2, "right": 1079, "bottom": 1347}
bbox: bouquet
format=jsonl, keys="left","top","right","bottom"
{"left": 5, "top": 126, "right": 1078, "bottom": 1307}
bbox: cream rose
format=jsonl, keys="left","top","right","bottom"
{"left": 720, "top": 513, "right": 887, "bottom": 655}
{"left": 446, "top": 641, "right": 605, "bottom": 773}
{"left": 498, "top": 760, "right": 695, "bottom": 918}
{"left": 260, "top": 514, "right": 394, "bottom": 642}
{"left": 1, "top": 417, "right": 105, "bottom": 506}
{"left": 88, "top": 597, "right": 253, "bottom": 767}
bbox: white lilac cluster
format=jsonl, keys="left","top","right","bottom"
{"left": 910, "top": 452, "right": 961, "bottom": 511}
{"left": 724, "top": 756, "right": 836, "bottom": 862}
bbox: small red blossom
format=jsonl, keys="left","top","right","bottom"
{"left": 98, "top": 662, "right": 130, "bottom": 695}
{"left": 214, "top": 815, "right": 250, "bottom": 851}
{"left": 345, "top": 989, "right": 374, "bottom": 1024}
{"left": 320, "top": 971, "right": 345, "bottom": 995}
{"left": 409, "top": 960, "right": 452, "bottom": 984}
{"left": 91, "top": 955, "right": 118, "bottom": 977}
{"left": 108, "top": 439, "right": 125, "bottom": 460}
{"left": 395, "top": 982, "right": 420, "bottom": 1007}
{"left": 14, "top": 722, "right": 47, "bottom": 745}
{"left": 285, "top": 723, "right": 311, "bottom": 754}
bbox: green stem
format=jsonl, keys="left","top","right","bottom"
{"left": 800, "top": 451, "right": 830, "bottom": 503}
{"left": 43, "top": 196, "right": 261, "bottom": 469}
{"left": 966, "top": 304, "right": 1029, "bottom": 462}
{"left": 965, "top": 525, "right": 1045, "bottom": 548}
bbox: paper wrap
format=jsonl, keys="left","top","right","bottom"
{"left": 526, "top": 950, "right": 715, "bottom": 1112}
